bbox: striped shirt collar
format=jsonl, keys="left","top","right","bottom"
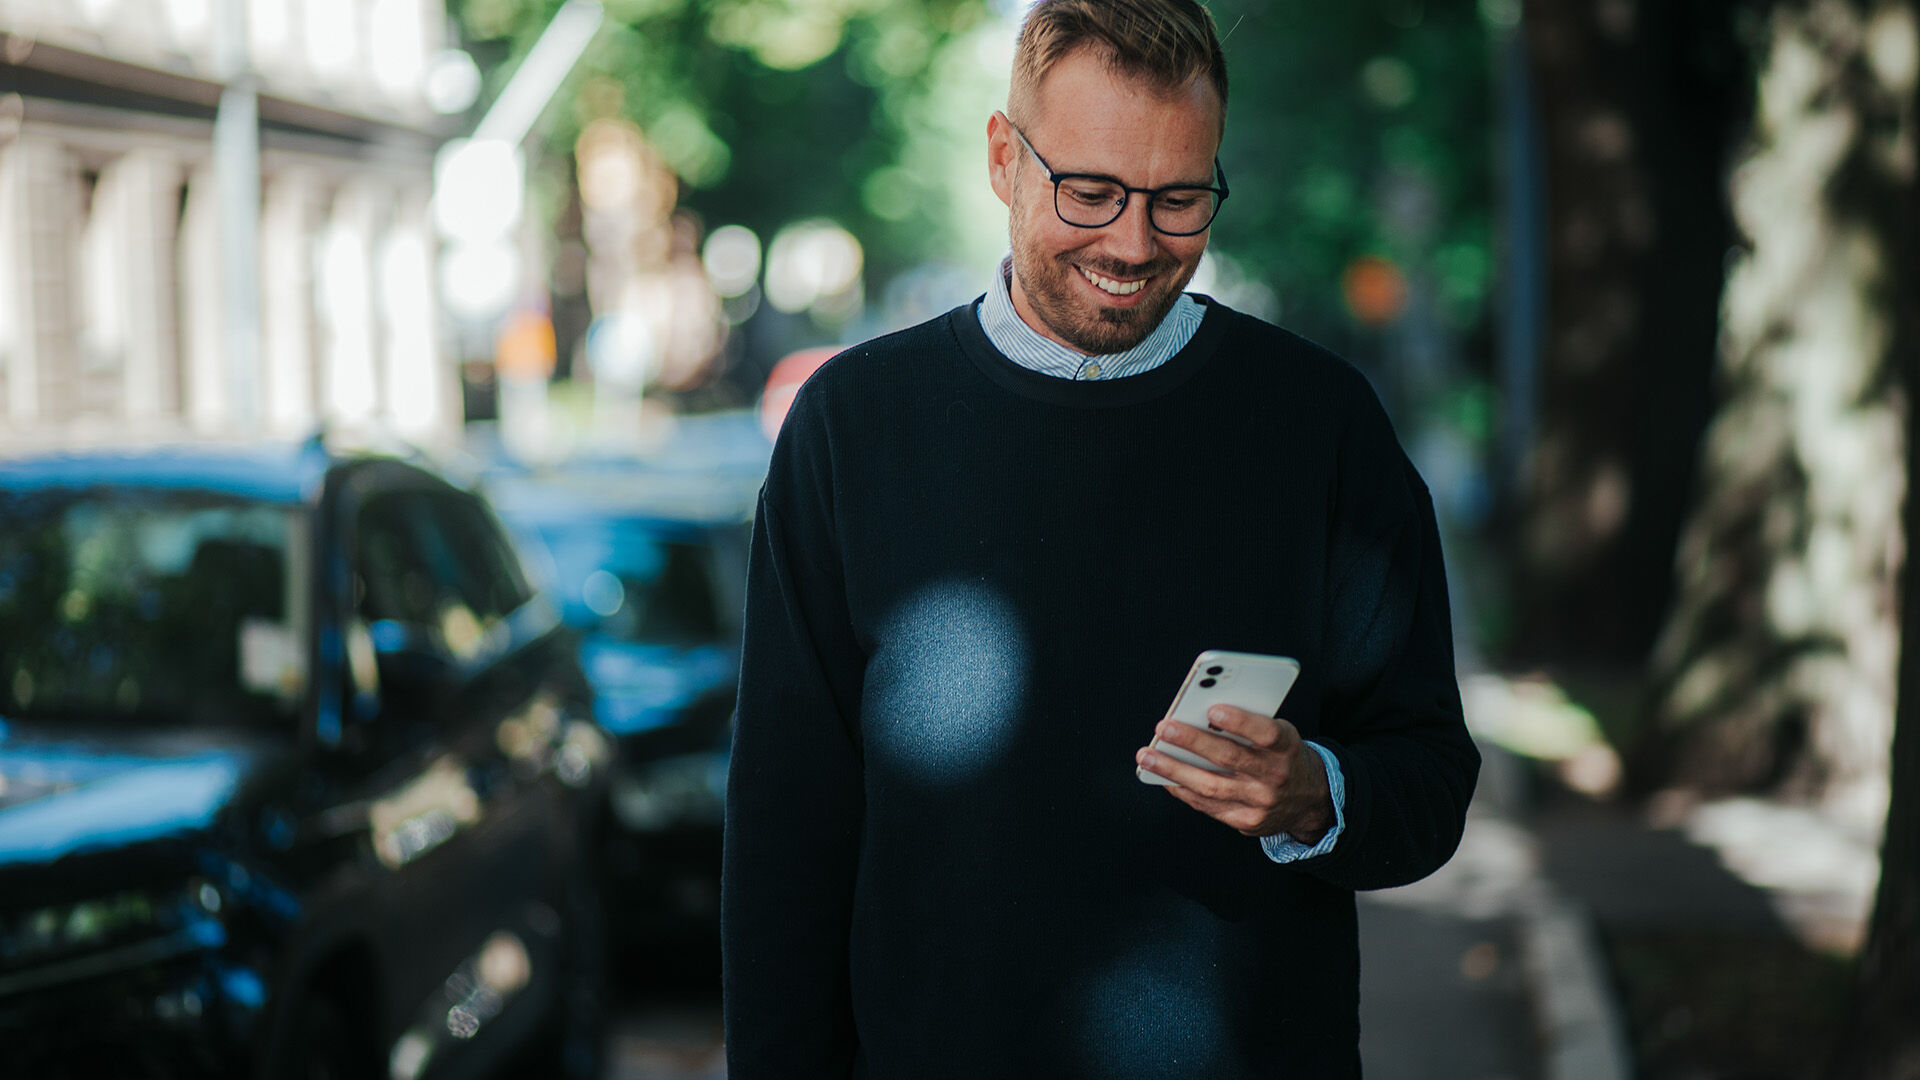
{"left": 978, "top": 256, "right": 1204, "bottom": 381}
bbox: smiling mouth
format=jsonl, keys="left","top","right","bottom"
{"left": 1077, "top": 265, "right": 1148, "bottom": 296}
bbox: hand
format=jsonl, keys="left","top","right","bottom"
{"left": 1135, "top": 704, "right": 1335, "bottom": 843}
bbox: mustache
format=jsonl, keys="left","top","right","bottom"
{"left": 1067, "top": 255, "right": 1179, "bottom": 279}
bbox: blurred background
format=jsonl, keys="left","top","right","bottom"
{"left": 2, "top": 0, "right": 1919, "bottom": 1077}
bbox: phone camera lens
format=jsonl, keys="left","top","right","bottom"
{"left": 1206, "top": 666, "right": 1224, "bottom": 676}
{"left": 1199, "top": 677, "right": 1217, "bottom": 688}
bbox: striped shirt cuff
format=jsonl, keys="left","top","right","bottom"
{"left": 1260, "top": 741, "right": 1347, "bottom": 864}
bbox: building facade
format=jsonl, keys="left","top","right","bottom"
{"left": 0, "top": 0, "right": 457, "bottom": 446}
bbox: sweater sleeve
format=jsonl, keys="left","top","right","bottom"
{"left": 722, "top": 390, "right": 867, "bottom": 1075}
{"left": 1291, "top": 379, "right": 1480, "bottom": 891}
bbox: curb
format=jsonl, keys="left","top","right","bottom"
{"left": 1467, "top": 734, "right": 1636, "bottom": 1080}
{"left": 1518, "top": 890, "right": 1634, "bottom": 1080}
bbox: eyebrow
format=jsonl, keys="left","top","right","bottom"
{"left": 1011, "top": 119, "right": 1220, "bottom": 192}
{"left": 1043, "top": 150, "right": 1220, "bottom": 191}
{"left": 1063, "top": 164, "right": 1221, "bottom": 191}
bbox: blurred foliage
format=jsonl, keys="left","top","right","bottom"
{"left": 450, "top": 0, "right": 1494, "bottom": 346}
{"left": 1208, "top": 0, "right": 1494, "bottom": 343}
{"left": 449, "top": 0, "right": 996, "bottom": 292}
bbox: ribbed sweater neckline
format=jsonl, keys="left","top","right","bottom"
{"left": 948, "top": 293, "right": 1230, "bottom": 410}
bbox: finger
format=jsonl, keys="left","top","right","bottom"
{"left": 1150, "top": 722, "right": 1258, "bottom": 781}
{"left": 1135, "top": 743, "right": 1246, "bottom": 801}
{"left": 1154, "top": 718, "right": 1245, "bottom": 763}
{"left": 1162, "top": 782, "right": 1275, "bottom": 837}
{"left": 1203, "top": 704, "right": 1297, "bottom": 751}
{"left": 1155, "top": 718, "right": 1283, "bottom": 781}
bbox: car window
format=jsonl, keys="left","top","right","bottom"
{"left": 532, "top": 519, "right": 721, "bottom": 646}
{"left": 622, "top": 540, "right": 721, "bottom": 644}
{"left": 355, "top": 494, "right": 440, "bottom": 626}
{"left": 421, "top": 492, "right": 534, "bottom": 624}
{"left": 0, "top": 488, "right": 308, "bottom": 727}
{"left": 354, "top": 489, "right": 533, "bottom": 658}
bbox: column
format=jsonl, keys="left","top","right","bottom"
{"left": 317, "top": 179, "right": 383, "bottom": 427}
{"left": 378, "top": 186, "right": 450, "bottom": 445}
{"left": 103, "top": 148, "right": 185, "bottom": 423}
{"left": 1, "top": 137, "right": 81, "bottom": 427}
{"left": 261, "top": 167, "right": 323, "bottom": 435}
{"left": 179, "top": 163, "right": 229, "bottom": 431}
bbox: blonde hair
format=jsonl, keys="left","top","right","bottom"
{"left": 1009, "top": 0, "right": 1228, "bottom": 131}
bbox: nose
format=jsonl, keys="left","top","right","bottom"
{"left": 1103, "top": 196, "right": 1159, "bottom": 266}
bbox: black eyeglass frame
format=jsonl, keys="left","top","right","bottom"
{"left": 1005, "top": 117, "right": 1229, "bottom": 237}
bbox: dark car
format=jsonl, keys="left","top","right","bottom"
{"left": 487, "top": 462, "right": 753, "bottom": 933}
{"left": 0, "top": 438, "right": 612, "bottom": 1079}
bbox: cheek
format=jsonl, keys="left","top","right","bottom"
{"left": 1006, "top": 196, "right": 1040, "bottom": 243}
{"left": 1012, "top": 210, "right": 1073, "bottom": 261}
{"left": 1011, "top": 189, "right": 1086, "bottom": 244}
{"left": 1170, "top": 239, "right": 1209, "bottom": 275}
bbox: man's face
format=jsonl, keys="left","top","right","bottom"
{"left": 989, "top": 47, "right": 1222, "bottom": 356}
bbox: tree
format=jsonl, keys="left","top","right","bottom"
{"left": 1819, "top": 0, "right": 1920, "bottom": 1068}
{"left": 455, "top": 0, "right": 1500, "bottom": 347}
{"left": 451, "top": 0, "right": 995, "bottom": 291}
{"left": 1510, "top": 0, "right": 1755, "bottom": 670}
{"left": 1595, "top": 0, "right": 1920, "bottom": 1060}
{"left": 1844, "top": 429, "right": 1920, "bottom": 1065}
{"left": 1642, "top": 0, "right": 1914, "bottom": 816}
{"left": 1213, "top": 1, "right": 1494, "bottom": 368}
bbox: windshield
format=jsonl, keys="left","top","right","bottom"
{"left": 0, "top": 487, "right": 308, "bottom": 727}
{"left": 523, "top": 519, "right": 721, "bottom": 647}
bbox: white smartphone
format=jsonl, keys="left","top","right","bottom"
{"left": 1137, "top": 650, "right": 1302, "bottom": 787}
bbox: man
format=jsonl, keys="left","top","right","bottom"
{"left": 722, "top": 1, "right": 1480, "bottom": 1075}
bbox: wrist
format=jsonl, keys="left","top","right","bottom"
{"left": 1285, "top": 798, "right": 1335, "bottom": 844}
{"left": 1283, "top": 743, "right": 1336, "bottom": 842}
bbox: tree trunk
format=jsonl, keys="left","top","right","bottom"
{"left": 1832, "top": 1, "right": 1920, "bottom": 1071}
{"left": 1643, "top": 0, "right": 1914, "bottom": 815}
{"left": 1511, "top": 0, "right": 1746, "bottom": 668}
{"left": 1838, "top": 407, "right": 1920, "bottom": 1067}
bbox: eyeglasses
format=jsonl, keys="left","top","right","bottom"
{"left": 1006, "top": 117, "right": 1229, "bottom": 237}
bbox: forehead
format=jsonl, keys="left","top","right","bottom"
{"left": 1024, "top": 46, "right": 1221, "bottom": 179}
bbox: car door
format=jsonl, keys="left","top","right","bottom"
{"left": 325, "top": 461, "right": 598, "bottom": 1077}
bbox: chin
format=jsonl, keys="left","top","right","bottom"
{"left": 1065, "top": 294, "right": 1179, "bottom": 354}
{"left": 1070, "top": 321, "right": 1152, "bottom": 355}
{"left": 1012, "top": 242, "right": 1190, "bottom": 355}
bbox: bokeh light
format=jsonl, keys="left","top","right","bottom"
{"left": 763, "top": 220, "right": 864, "bottom": 316}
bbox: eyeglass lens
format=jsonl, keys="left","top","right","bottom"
{"left": 1056, "top": 177, "right": 1220, "bottom": 235}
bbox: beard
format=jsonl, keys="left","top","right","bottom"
{"left": 1008, "top": 221, "right": 1197, "bottom": 356}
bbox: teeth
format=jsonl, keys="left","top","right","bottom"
{"left": 1079, "top": 267, "right": 1145, "bottom": 295}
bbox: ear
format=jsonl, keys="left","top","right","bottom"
{"left": 987, "top": 110, "right": 1017, "bottom": 209}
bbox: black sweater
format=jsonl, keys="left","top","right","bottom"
{"left": 722, "top": 298, "right": 1479, "bottom": 1079}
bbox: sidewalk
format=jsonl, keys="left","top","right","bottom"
{"left": 1527, "top": 783, "right": 1870, "bottom": 1079}
{"left": 1358, "top": 738, "right": 1619, "bottom": 1080}
{"left": 1358, "top": 889, "right": 1540, "bottom": 1079}
{"left": 1361, "top": 715, "right": 1878, "bottom": 1080}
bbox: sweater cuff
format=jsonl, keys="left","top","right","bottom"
{"left": 1259, "top": 741, "right": 1347, "bottom": 864}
